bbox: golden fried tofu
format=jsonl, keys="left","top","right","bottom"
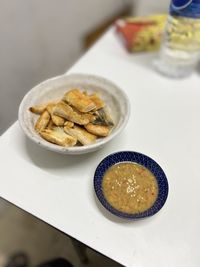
{"left": 52, "top": 115, "right": 65, "bottom": 126}
{"left": 64, "top": 89, "right": 96, "bottom": 113}
{"left": 89, "top": 93, "right": 105, "bottom": 110}
{"left": 85, "top": 123, "right": 110, "bottom": 137}
{"left": 29, "top": 104, "right": 47, "bottom": 114}
{"left": 30, "top": 88, "right": 114, "bottom": 148}
{"left": 35, "top": 110, "right": 50, "bottom": 132}
{"left": 40, "top": 127, "right": 77, "bottom": 147}
{"left": 29, "top": 101, "right": 57, "bottom": 114}
{"left": 46, "top": 104, "right": 65, "bottom": 126}
{"left": 82, "top": 112, "right": 96, "bottom": 123}
{"left": 47, "top": 119, "right": 55, "bottom": 129}
{"left": 53, "top": 101, "right": 91, "bottom": 125}
{"left": 64, "top": 125, "right": 96, "bottom": 145}
{"left": 46, "top": 103, "right": 54, "bottom": 113}
{"left": 64, "top": 121, "right": 74, "bottom": 128}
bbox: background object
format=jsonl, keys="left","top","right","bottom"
{"left": 155, "top": 0, "right": 200, "bottom": 78}
{"left": 115, "top": 14, "right": 166, "bottom": 52}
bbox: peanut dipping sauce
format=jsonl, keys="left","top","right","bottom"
{"left": 102, "top": 162, "right": 158, "bottom": 214}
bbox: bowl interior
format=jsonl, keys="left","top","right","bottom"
{"left": 94, "top": 151, "right": 169, "bottom": 219}
{"left": 19, "top": 74, "right": 130, "bottom": 154}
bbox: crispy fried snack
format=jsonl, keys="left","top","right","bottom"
{"left": 89, "top": 93, "right": 105, "bottom": 110}
{"left": 46, "top": 104, "right": 65, "bottom": 126}
{"left": 29, "top": 101, "right": 57, "bottom": 114}
{"left": 53, "top": 101, "right": 92, "bottom": 125}
{"left": 29, "top": 88, "right": 114, "bottom": 147}
{"left": 40, "top": 127, "right": 77, "bottom": 147}
{"left": 47, "top": 119, "right": 55, "bottom": 129}
{"left": 29, "top": 104, "right": 47, "bottom": 114}
{"left": 35, "top": 110, "right": 50, "bottom": 132}
{"left": 64, "top": 121, "right": 74, "bottom": 128}
{"left": 85, "top": 123, "right": 110, "bottom": 137}
{"left": 64, "top": 125, "right": 96, "bottom": 145}
{"left": 64, "top": 89, "right": 96, "bottom": 113}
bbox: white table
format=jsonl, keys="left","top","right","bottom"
{"left": 0, "top": 28, "right": 200, "bottom": 267}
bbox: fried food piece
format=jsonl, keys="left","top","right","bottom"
{"left": 53, "top": 101, "right": 91, "bottom": 125}
{"left": 29, "top": 104, "right": 47, "bottom": 114}
{"left": 93, "top": 108, "right": 114, "bottom": 127}
{"left": 47, "top": 119, "right": 55, "bottom": 129}
{"left": 40, "top": 127, "right": 77, "bottom": 147}
{"left": 89, "top": 93, "right": 105, "bottom": 110}
{"left": 46, "top": 103, "right": 54, "bottom": 113}
{"left": 82, "top": 112, "right": 96, "bottom": 123}
{"left": 64, "top": 125, "right": 96, "bottom": 145}
{"left": 64, "top": 89, "right": 96, "bottom": 113}
{"left": 30, "top": 88, "right": 114, "bottom": 147}
{"left": 35, "top": 110, "right": 50, "bottom": 132}
{"left": 64, "top": 121, "right": 74, "bottom": 128}
{"left": 29, "top": 101, "right": 57, "bottom": 114}
{"left": 85, "top": 123, "right": 110, "bottom": 137}
{"left": 46, "top": 104, "right": 65, "bottom": 126}
{"left": 52, "top": 115, "right": 65, "bottom": 126}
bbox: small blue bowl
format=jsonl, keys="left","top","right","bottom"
{"left": 94, "top": 151, "right": 169, "bottom": 219}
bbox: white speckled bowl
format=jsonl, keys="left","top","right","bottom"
{"left": 18, "top": 73, "right": 130, "bottom": 154}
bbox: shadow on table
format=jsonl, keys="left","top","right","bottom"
{"left": 24, "top": 135, "right": 123, "bottom": 179}
{"left": 24, "top": 126, "right": 128, "bottom": 172}
{"left": 25, "top": 137, "right": 97, "bottom": 171}
{"left": 92, "top": 191, "right": 156, "bottom": 226}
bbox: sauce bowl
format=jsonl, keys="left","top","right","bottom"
{"left": 94, "top": 151, "right": 169, "bottom": 219}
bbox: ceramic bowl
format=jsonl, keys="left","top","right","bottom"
{"left": 18, "top": 73, "right": 130, "bottom": 154}
{"left": 94, "top": 151, "right": 169, "bottom": 219}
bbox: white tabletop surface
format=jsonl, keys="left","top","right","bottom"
{"left": 1, "top": 28, "right": 200, "bottom": 267}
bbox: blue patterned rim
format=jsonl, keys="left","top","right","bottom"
{"left": 94, "top": 151, "right": 169, "bottom": 219}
